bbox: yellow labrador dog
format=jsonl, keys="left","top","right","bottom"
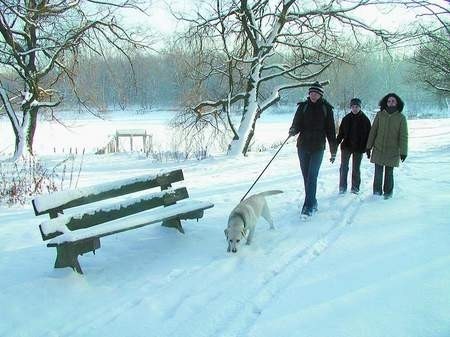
{"left": 225, "top": 190, "right": 282, "bottom": 253}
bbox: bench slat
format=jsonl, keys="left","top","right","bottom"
{"left": 32, "top": 169, "right": 184, "bottom": 216}
{"left": 39, "top": 187, "right": 189, "bottom": 241}
{"left": 47, "top": 200, "right": 214, "bottom": 245}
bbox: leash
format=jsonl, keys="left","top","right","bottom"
{"left": 240, "top": 134, "right": 291, "bottom": 202}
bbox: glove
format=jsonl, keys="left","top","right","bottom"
{"left": 366, "top": 149, "right": 371, "bottom": 159}
{"left": 288, "top": 127, "right": 297, "bottom": 137}
{"left": 330, "top": 154, "right": 336, "bottom": 163}
{"left": 400, "top": 154, "right": 407, "bottom": 162}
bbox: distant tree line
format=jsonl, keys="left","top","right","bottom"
{"left": 35, "top": 47, "right": 445, "bottom": 116}
{"left": 2, "top": 47, "right": 446, "bottom": 116}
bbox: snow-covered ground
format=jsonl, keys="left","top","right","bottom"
{"left": 1, "top": 111, "right": 450, "bottom": 337}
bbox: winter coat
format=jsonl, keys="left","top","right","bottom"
{"left": 336, "top": 111, "right": 371, "bottom": 153}
{"left": 290, "top": 98, "right": 337, "bottom": 155}
{"left": 366, "top": 109, "right": 408, "bottom": 167}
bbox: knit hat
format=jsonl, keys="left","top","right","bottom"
{"left": 308, "top": 81, "right": 324, "bottom": 96}
{"left": 350, "top": 98, "right": 361, "bottom": 107}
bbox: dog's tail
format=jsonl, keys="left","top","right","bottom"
{"left": 256, "top": 190, "right": 283, "bottom": 197}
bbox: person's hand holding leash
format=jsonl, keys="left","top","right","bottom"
{"left": 330, "top": 153, "right": 336, "bottom": 163}
{"left": 288, "top": 127, "right": 297, "bottom": 137}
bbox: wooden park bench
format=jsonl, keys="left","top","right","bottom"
{"left": 32, "top": 169, "right": 214, "bottom": 274}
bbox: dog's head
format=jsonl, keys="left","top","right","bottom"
{"left": 224, "top": 215, "right": 247, "bottom": 253}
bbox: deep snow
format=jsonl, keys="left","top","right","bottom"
{"left": 0, "top": 111, "right": 449, "bottom": 337}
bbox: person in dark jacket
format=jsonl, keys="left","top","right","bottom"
{"left": 289, "top": 81, "right": 337, "bottom": 217}
{"left": 366, "top": 93, "right": 408, "bottom": 199}
{"left": 336, "top": 98, "right": 371, "bottom": 194}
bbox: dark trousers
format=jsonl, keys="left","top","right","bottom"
{"left": 373, "top": 164, "right": 394, "bottom": 196}
{"left": 339, "top": 149, "right": 363, "bottom": 192}
{"left": 297, "top": 148, "right": 324, "bottom": 213}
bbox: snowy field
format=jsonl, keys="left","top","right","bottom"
{"left": 1, "top": 110, "right": 450, "bottom": 337}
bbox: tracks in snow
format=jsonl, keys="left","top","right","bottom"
{"left": 225, "top": 193, "right": 364, "bottom": 337}
{"left": 56, "top": 193, "right": 364, "bottom": 337}
{"left": 157, "top": 193, "right": 365, "bottom": 337}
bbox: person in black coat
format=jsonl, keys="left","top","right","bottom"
{"left": 289, "top": 81, "right": 337, "bottom": 217}
{"left": 336, "top": 98, "right": 371, "bottom": 194}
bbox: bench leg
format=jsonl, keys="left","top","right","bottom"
{"left": 162, "top": 218, "right": 185, "bottom": 234}
{"left": 53, "top": 238, "right": 101, "bottom": 274}
{"left": 54, "top": 245, "right": 84, "bottom": 274}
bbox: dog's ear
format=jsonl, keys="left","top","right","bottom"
{"left": 225, "top": 229, "right": 231, "bottom": 252}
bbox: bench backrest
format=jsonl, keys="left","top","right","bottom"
{"left": 32, "top": 169, "right": 184, "bottom": 218}
{"left": 32, "top": 169, "right": 189, "bottom": 241}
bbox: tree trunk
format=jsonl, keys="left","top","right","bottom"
{"left": 8, "top": 117, "right": 26, "bottom": 161}
{"left": 227, "top": 63, "right": 261, "bottom": 156}
{"left": 0, "top": 86, "right": 26, "bottom": 161}
{"left": 446, "top": 98, "right": 449, "bottom": 117}
{"left": 25, "top": 107, "right": 38, "bottom": 156}
{"left": 242, "top": 107, "right": 262, "bottom": 155}
{"left": 12, "top": 127, "right": 26, "bottom": 161}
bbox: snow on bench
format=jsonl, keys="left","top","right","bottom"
{"left": 48, "top": 200, "right": 213, "bottom": 244}
{"left": 39, "top": 188, "right": 184, "bottom": 239}
{"left": 31, "top": 169, "right": 214, "bottom": 274}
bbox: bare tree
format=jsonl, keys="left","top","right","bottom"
{"left": 172, "top": 0, "right": 413, "bottom": 156}
{"left": 0, "top": 0, "right": 152, "bottom": 160}
{"left": 409, "top": 1, "right": 449, "bottom": 94}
